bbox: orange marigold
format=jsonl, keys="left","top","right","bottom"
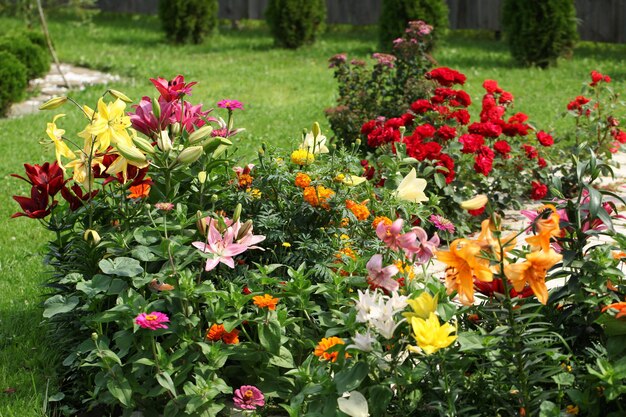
{"left": 345, "top": 200, "right": 370, "bottom": 221}
{"left": 238, "top": 173, "right": 254, "bottom": 188}
{"left": 314, "top": 336, "right": 349, "bottom": 362}
{"left": 253, "top": 294, "right": 280, "bottom": 310}
{"left": 372, "top": 216, "right": 392, "bottom": 229}
{"left": 295, "top": 172, "right": 311, "bottom": 188}
{"left": 303, "top": 185, "right": 334, "bottom": 209}
{"left": 335, "top": 247, "right": 357, "bottom": 261}
{"left": 394, "top": 259, "right": 415, "bottom": 280}
{"left": 128, "top": 183, "right": 151, "bottom": 199}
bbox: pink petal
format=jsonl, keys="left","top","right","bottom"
{"left": 192, "top": 241, "right": 209, "bottom": 252}
{"left": 204, "top": 257, "right": 220, "bottom": 271}
{"left": 220, "top": 256, "right": 235, "bottom": 269}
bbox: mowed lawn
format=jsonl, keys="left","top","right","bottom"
{"left": 0, "top": 11, "right": 625, "bottom": 416}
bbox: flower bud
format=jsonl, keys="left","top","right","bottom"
{"left": 355, "top": 138, "right": 362, "bottom": 146}
{"left": 132, "top": 135, "right": 156, "bottom": 154}
{"left": 151, "top": 97, "right": 161, "bottom": 120}
{"left": 189, "top": 126, "right": 214, "bottom": 143}
{"left": 170, "top": 122, "right": 181, "bottom": 136}
{"left": 157, "top": 130, "right": 172, "bottom": 152}
{"left": 117, "top": 142, "right": 147, "bottom": 163}
{"left": 198, "top": 171, "right": 207, "bottom": 184}
{"left": 108, "top": 89, "right": 132, "bottom": 103}
{"left": 210, "top": 194, "right": 219, "bottom": 203}
{"left": 196, "top": 211, "right": 207, "bottom": 236}
{"left": 460, "top": 194, "right": 488, "bottom": 210}
{"left": 236, "top": 220, "right": 253, "bottom": 241}
{"left": 312, "top": 121, "right": 321, "bottom": 138}
{"left": 91, "top": 332, "right": 99, "bottom": 341}
{"left": 212, "top": 144, "right": 229, "bottom": 158}
{"left": 232, "top": 203, "right": 242, "bottom": 223}
{"left": 39, "top": 96, "right": 68, "bottom": 110}
{"left": 176, "top": 146, "right": 203, "bottom": 165}
{"left": 83, "top": 229, "right": 101, "bottom": 245}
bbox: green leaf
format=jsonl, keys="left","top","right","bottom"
{"left": 43, "top": 295, "right": 79, "bottom": 318}
{"left": 457, "top": 332, "right": 484, "bottom": 352}
{"left": 156, "top": 371, "right": 177, "bottom": 397}
{"left": 134, "top": 227, "right": 161, "bottom": 245}
{"left": 107, "top": 375, "right": 133, "bottom": 407}
{"left": 552, "top": 372, "right": 575, "bottom": 386}
{"left": 539, "top": 400, "right": 559, "bottom": 417}
{"left": 434, "top": 172, "right": 446, "bottom": 189}
{"left": 269, "top": 346, "right": 295, "bottom": 368}
{"left": 335, "top": 361, "right": 369, "bottom": 394}
{"left": 368, "top": 385, "right": 393, "bottom": 416}
{"left": 258, "top": 319, "right": 282, "bottom": 354}
{"left": 585, "top": 184, "right": 602, "bottom": 218}
{"left": 132, "top": 245, "right": 158, "bottom": 262}
{"left": 99, "top": 257, "right": 144, "bottom": 277}
{"left": 596, "top": 313, "right": 626, "bottom": 336}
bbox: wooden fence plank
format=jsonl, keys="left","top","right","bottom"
{"left": 94, "top": 0, "right": 625, "bottom": 43}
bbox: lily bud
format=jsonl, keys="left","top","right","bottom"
{"left": 176, "top": 146, "right": 203, "bottom": 165}
{"left": 151, "top": 97, "right": 161, "bottom": 120}
{"left": 236, "top": 220, "right": 253, "bottom": 241}
{"left": 189, "top": 126, "right": 214, "bottom": 143}
{"left": 460, "top": 194, "right": 488, "bottom": 210}
{"left": 212, "top": 144, "right": 229, "bottom": 158}
{"left": 198, "top": 171, "right": 207, "bottom": 184}
{"left": 108, "top": 89, "right": 132, "bottom": 103}
{"left": 132, "top": 135, "right": 156, "bottom": 154}
{"left": 83, "top": 229, "right": 101, "bottom": 245}
{"left": 232, "top": 203, "right": 242, "bottom": 223}
{"left": 39, "top": 96, "right": 68, "bottom": 110}
{"left": 312, "top": 121, "right": 321, "bottom": 138}
{"left": 170, "top": 122, "right": 181, "bottom": 136}
{"left": 196, "top": 211, "right": 207, "bottom": 236}
{"left": 157, "top": 130, "right": 172, "bottom": 152}
{"left": 117, "top": 142, "right": 147, "bottom": 163}
{"left": 91, "top": 332, "right": 99, "bottom": 341}
{"left": 355, "top": 138, "right": 361, "bottom": 146}
{"left": 210, "top": 194, "right": 219, "bottom": 203}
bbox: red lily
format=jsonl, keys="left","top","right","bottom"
{"left": 12, "top": 187, "right": 56, "bottom": 219}
{"left": 474, "top": 277, "right": 534, "bottom": 299}
{"left": 11, "top": 162, "right": 65, "bottom": 197}
{"left": 150, "top": 75, "right": 197, "bottom": 102}
{"left": 61, "top": 183, "right": 99, "bottom": 211}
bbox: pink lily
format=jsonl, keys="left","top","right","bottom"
{"left": 192, "top": 222, "right": 249, "bottom": 271}
{"left": 376, "top": 218, "right": 405, "bottom": 250}
{"left": 400, "top": 227, "right": 440, "bottom": 264}
{"left": 150, "top": 75, "right": 197, "bottom": 102}
{"left": 231, "top": 219, "right": 266, "bottom": 250}
{"left": 366, "top": 254, "right": 400, "bottom": 293}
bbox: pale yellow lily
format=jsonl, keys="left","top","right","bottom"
{"left": 46, "top": 114, "right": 76, "bottom": 171}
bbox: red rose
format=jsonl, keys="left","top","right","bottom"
{"left": 482, "top": 79, "right": 501, "bottom": 94}
{"left": 498, "top": 91, "right": 514, "bottom": 104}
{"left": 522, "top": 144, "right": 538, "bottom": 159}
{"left": 493, "top": 140, "right": 511, "bottom": 156}
{"left": 459, "top": 134, "right": 485, "bottom": 154}
{"left": 426, "top": 67, "right": 467, "bottom": 87}
{"left": 536, "top": 131, "right": 554, "bottom": 147}
{"left": 436, "top": 125, "right": 457, "bottom": 141}
{"left": 447, "top": 109, "right": 470, "bottom": 125}
{"left": 530, "top": 181, "right": 548, "bottom": 200}
{"left": 413, "top": 123, "right": 436, "bottom": 139}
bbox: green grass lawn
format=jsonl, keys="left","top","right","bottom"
{"left": 0, "top": 12, "right": 625, "bottom": 416}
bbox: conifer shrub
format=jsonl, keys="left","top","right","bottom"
{"left": 265, "top": 0, "right": 326, "bottom": 48}
{"left": 379, "top": 0, "right": 448, "bottom": 50}
{"left": 0, "top": 51, "right": 28, "bottom": 116}
{"left": 158, "top": 0, "right": 218, "bottom": 44}
{"left": 0, "top": 34, "right": 50, "bottom": 79}
{"left": 503, "top": 0, "right": 578, "bottom": 68}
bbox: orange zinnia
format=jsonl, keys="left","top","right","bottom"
{"left": 128, "top": 183, "right": 151, "bottom": 199}
{"left": 206, "top": 323, "right": 240, "bottom": 344}
{"left": 526, "top": 204, "right": 561, "bottom": 252}
{"left": 253, "top": 294, "right": 279, "bottom": 310}
{"left": 295, "top": 172, "right": 311, "bottom": 188}
{"left": 601, "top": 301, "right": 626, "bottom": 319}
{"left": 435, "top": 239, "right": 493, "bottom": 305}
{"left": 504, "top": 248, "right": 563, "bottom": 305}
{"left": 314, "top": 337, "right": 348, "bottom": 362}
{"left": 303, "top": 185, "right": 334, "bottom": 209}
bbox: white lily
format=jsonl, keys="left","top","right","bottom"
{"left": 394, "top": 168, "right": 428, "bottom": 203}
{"left": 300, "top": 122, "right": 329, "bottom": 154}
{"left": 338, "top": 391, "right": 369, "bottom": 417}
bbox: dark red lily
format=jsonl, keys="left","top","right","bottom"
{"left": 12, "top": 187, "right": 56, "bottom": 219}
{"left": 61, "top": 183, "right": 99, "bottom": 211}
{"left": 474, "top": 277, "right": 534, "bottom": 299}
{"left": 11, "top": 162, "right": 65, "bottom": 197}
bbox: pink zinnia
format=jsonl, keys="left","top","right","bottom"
{"left": 217, "top": 99, "right": 244, "bottom": 111}
{"left": 430, "top": 214, "right": 455, "bottom": 234}
{"left": 233, "top": 385, "right": 265, "bottom": 410}
{"left": 135, "top": 312, "right": 169, "bottom": 330}
{"left": 155, "top": 202, "right": 174, "bottom": 211}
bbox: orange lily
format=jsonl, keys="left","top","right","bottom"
{"left": 601, "top": 301, "right": 626, "bottom": 319}
{"left": 526, "top": 204, "right": 561, "bottom": 252}
{"left": 475, "top": 218, "right": 517, "bottom": 261}
{"left": 435, "top": 239, "right": 493, "bottom": 305}
{"left": 504, "top": 248, "right": 563, "bottom": 305}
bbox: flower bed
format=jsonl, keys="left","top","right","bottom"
{"left": 11, "top": 71, "right": 626, "bottom": 416}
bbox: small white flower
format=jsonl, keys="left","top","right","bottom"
{"left": 347, "top": 331, "right": 377, "bottom": 352}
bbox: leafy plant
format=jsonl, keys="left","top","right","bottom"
{"left": 0, "top": 33, "right": 50, "bottom": 79}
{"left": 0, "top": 51, "right": 27, "bottom": 116}
{"left": 265, "top": 0, "right": 326, "bottom": 48}
{"left": 378, "top": 0, "right": 448, "bottom": 50}
{"left": 158, "top": 0, "right": 218, "bottom": 44}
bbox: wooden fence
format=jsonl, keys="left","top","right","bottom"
{"left": 95, "top": 0, "right": 626, "bottom": 43}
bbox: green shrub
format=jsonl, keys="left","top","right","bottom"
{"left": 158, "top": 0, "right": 218, "bottom": 44}
{"left": 503, "top": 0, "right": 578, "bottom": 68}
{"left": 0, "top": 51, "right": 28, "bottom": 116}
{"left": 265, "top": 0, "right": 326, "bottom": 48}
{"left": 379, "top": 0, "right": 448, "bottom": 50}
{"left": 0, "top": 34, "right": 50, "bottom": 79}
{"left": 22, "top": 30, "right": 47, "bottom": 49}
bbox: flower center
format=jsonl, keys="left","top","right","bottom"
{"left": 145, "top": 314, "right": 157, "bottom": 321}
{"left": 244, "top": 389, "right": 254, "bottom": 399}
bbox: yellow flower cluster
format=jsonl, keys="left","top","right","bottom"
{"left": 290, "top": 149, "right": 315, "bottom": 166}
{"left": 404, "top": 292, "right": 456, "bottom": 355}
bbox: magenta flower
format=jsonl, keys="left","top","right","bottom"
{"left": 376, "top": 218, "right": 405, "bottom": 250}
{"left": 366, "top": 254, "right": 400, "bottom": 293}
{"left": 135, "top": 312, "right": 169, "bottom": 330}
{"left": 155, "top": 202, "right": 174, "bottom": 211}
{"left": 400, "top": 227, "right": 440, "bottom": 264}
{"left": 129, "top": 96, "right": 177, "bottom": 139}
{"left": 193, "top": 220, "right": 249, "bottom": 271}
{"left": 150, "top": 75, "right": 197, "bottom": 102}
{"left": 233, "top": 385, "right": 265, "bottom": 410}
{"left": 175, "top": 101, "right": 216, "bottom": 134}
{"left": 217, "top": 99, "right": 244, "bottom": 111}
{"left": 430, "top": 214, "right": 455, "bottom": 234}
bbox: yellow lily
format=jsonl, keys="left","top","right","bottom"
{"left": 84, "top": 98, "right": 132, "bottom": 152}
{"left": 408, "top": 313, "right": 457, "bottom": 355}
{"left": 403, "top": 292, "right": 438, "bottom": 320}
{"left": 46, "top": 114, "right": 76, "bottom": 171}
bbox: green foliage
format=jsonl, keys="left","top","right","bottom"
{"left": 503, "top": 0, "right": 578, "bottom": 68}
{"left": 0, "top": 33, "right": 50, "bottom": 79}
{"left": 0, "top": 51, "right": 27, "bottom": 116}
{"left": 265, "top": 0, "right": 326, "bottom": 48}
{"left": 158, "top": 0, "right": 218, "bottom": 44}
{"left": 379, "top": 0, "right": 448, "bottom": 50}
